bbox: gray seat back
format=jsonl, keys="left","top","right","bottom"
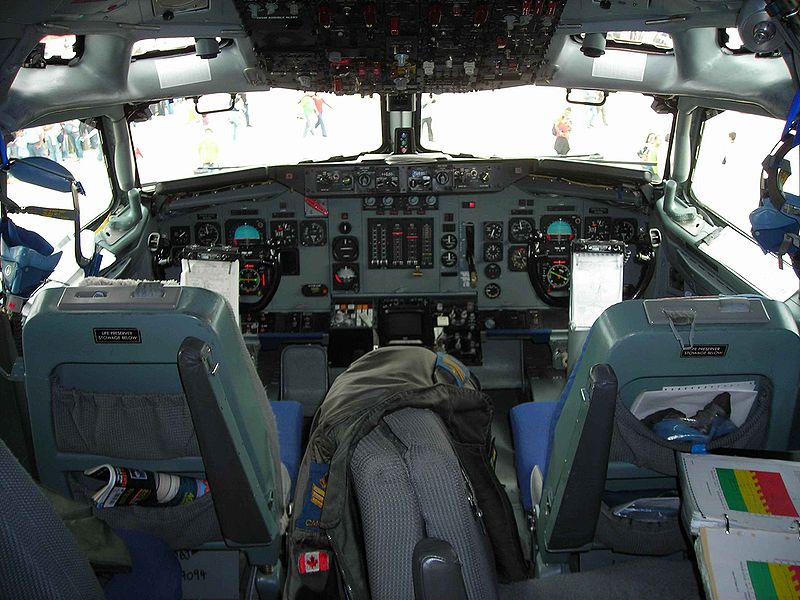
{"left": 22, "top": 283, "right": 284, "bottom": 563}
{"left": 351, "top": 407, "right": 498, "bottom": 600}
{"left": 0, "top": 438, "right": 104, "bottom": 600}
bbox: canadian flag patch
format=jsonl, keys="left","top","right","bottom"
{"left": 298, "top": 550, "right": 330, "bottom": 574}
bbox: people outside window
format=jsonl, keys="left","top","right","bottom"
{"left": 299, "top": 93, "right": 317, "bottom": 138}
{"left": 197, "top": 128, "right": 220, "bottom": 170}
{"left": 552, "top": 108, "right": 572, "bottom": 156}
{"left": 22, "top": 126, "right": 46, "bottom": 157}
{"left": 313, "top": 93, "right": 332, "bottom": 137}
{"left": 722, "top": 131, "right": 736, "bottom": 165}
{"left": 238, "top": 93, "right": 252, "bottom": 127}
{"left": 421, "top": 95, "right": 436, "bottom": 143}
{"left": 637, "top": 133, "right": 661, "bottom": 175}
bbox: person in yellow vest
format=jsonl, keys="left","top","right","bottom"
{"left": 198, "top": 128, "right": 220, "bottom": 169}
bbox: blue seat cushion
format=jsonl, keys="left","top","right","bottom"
{"left": 104, "top": 529, "right": 182, "bottom": 600}
{"left": 510, "top": 401, "right": 559, "bottom": 512}
{"left": 270, "top": 400, "right": 304, "bottom": 494}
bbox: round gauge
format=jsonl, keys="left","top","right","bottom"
{"left": 484, "top": 263, "right": 501, "bottom": 279}
{"left": 407, "top": 195, "right": 420, "bottom": 207}
{"left": 382, "top": 196, "right": 394, "bottom": 208}
{"left": 239, "top": 266, "right": 261, "bottom": 295}
{"left": 441, "top": 233, "right": 458, "bottom": 250}
{"left": 508, "top": 246, "right": 528, "bottom": 272}
{"left": 545, "top": 218, "right": 576, "bottom": 241}
{"left": 483, "top": 243, "right": 503, "bottom": 263}
{"left": 484, "top": 221, "right": 503, "bottom": 240}
{"left": 613, "top": 219, "right": 637, "bottom": 243}
{"left": 435, "top": 172, "right": 449, "bottom": 185}
{"left": 441, "top": 251, "right": 458, "bottom": 268}
{"left": 509, "top": 218, "right": 533, "bottom": 243}
{"left": 424, "top": 195, "right": 437, "bottom": 207}
{"left": 196, "top": 222, "right": 220, "bottom": 246}
{"left": 334, "top": 265, "right": 358, "bottom": 289}
{"left": 584, "top": 218, "right": 611, "bottom": 241}
{"left": 271, "top": 221, "right": 297, "bottom": 246}
{"left": 332, "top": 236, "right": 358, "bottom": 261}
{"left": 300, "top": 221, "right": 326, "bottom": 246}
{"left": 171, "top": 227, "right": 190, "bottom": 246}
{"left": 546, "top": 263, "right": 571, "bottom": 290}
{"left": 364, "top": 196, "right": 377, "bottom": 208}
{"left": 357, "top": 173, "right": 372, "bottom": 187}
{"left": 484, "top": 283, "right": 502, "bottom": 299}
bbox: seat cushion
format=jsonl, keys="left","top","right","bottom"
{"left": 270, "top": 400, "right": 304, "bottom": 494}
{"left": 509, "top": 401, "right": 559, "bottom": 512}
{"left": 104, "top": 529, "right": 182, "bottom": 600}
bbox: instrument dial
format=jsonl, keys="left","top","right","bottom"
{"left": 332, "top": 236, "right": 359, "bottom": 261}
{"left": 170, "top": 226, "right": 190, "bottom": 246}
{"left": 508, "top": 218, "right": 534, "bottom": 243}
{"left": 333, "top": 264, "right": 359, "bottom": 291}
{"left": 508, "top": 246, "right": 528, "bottom": 272}
{"left": 382, "top": 196, "right": 395, "bottom": 208}
{"left": 584, "top": 218, "right": 611, "bottom": 241}
{"left": 484, "top": 263, "right": 501, "bottom": 279}
{"left": 195, "top": 222, "right": 220, "bottom": 246}
{"left": 546, "top": 263, "right": 571, "bottom": 290}
{"left": 424, "top": 195, "right": 438, "bottom": 207}
{"left": 613, "top": 219, "right": 637, "bottom": 243}
{"left": 300, "top": 220, "right": 327, "bottom": 246}
{"left": 441, "top": 233, "right": 458, "bottom": 250}
{"left": 483, "top": 243, "right": 503, "bottom": 263}
{"left": 483, "top": 221, "right": 503, "bottom": 241}
{"left": 441, "top": 251, "right": 458, "bottom": 268}
{"left": 364, "top": 196, "right": 377, "bottom": 208}
{"left": 239, "top": 266, "right": 261, "bottom": 295}
{"left": 407, "top": 195, "right": 420, "bottom": 207}
{"left": 484, "top": 283, "right": 502, "bottom": 299}
{"left": 270, "top": 220, "right": 297, "bottom": 246}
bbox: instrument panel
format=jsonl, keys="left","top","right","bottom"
{"left": 154, "top": 160, "right": 652, "bottom": 362}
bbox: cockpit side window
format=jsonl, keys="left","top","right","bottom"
{"left": 6, "top": 119, "right": 113, "bottom": 247}
{"left": 690, "top": 110, "right": 798, "bottom": 234}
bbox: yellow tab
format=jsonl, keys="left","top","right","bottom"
{"left": 767, "top": 563, "right": 800, "bottom": 600}
{"left": 734, "top": 469, "right": 769, "bottom": 515}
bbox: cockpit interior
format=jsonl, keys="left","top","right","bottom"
{"left": 1, "top": 1, "right": 800, "bottom": 599}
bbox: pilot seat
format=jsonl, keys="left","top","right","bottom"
{"left": 22, "top": 281, "right": 304, "bottom": 597}
{"left": 510, "top": 296, "right": 800, "bottom": 563}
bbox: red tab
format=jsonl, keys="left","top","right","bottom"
{"left": 298, "top": 551, "right": 330, "bottom": 574}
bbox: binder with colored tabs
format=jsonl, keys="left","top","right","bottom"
{"left": 695, "top": 527, "right": 800, "bottom": 600}
{"left": 678, "top": 453, "right": 800, "bottom": 535}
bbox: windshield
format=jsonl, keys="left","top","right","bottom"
{"left": 130, "top": 89, "right": 382, "bottom": 185}
{"left": 421, "top": 87, "right": 673, "bottom": 179}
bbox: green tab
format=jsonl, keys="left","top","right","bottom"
{"left": 717, "top": 468, "right": 747, "bottom": 513}
{"left": 747, "top": 561, "right": 778, "bottom": 600}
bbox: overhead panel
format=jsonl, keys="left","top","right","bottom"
{"left": 233, "top": 0, "right": 568, "bottom": 94}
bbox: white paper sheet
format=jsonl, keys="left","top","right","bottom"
{"left": 569, "top": 251, "right": 624, "bottom": 330}
{"left": 630, "top": 381, "right": 757, "bottom": 427}
{"left": 180, "top": 258, "right": 240, "bottom": 325}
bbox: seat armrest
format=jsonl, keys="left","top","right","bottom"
{"left": 412, "top": 538, "right": 468, "bottom": 600}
